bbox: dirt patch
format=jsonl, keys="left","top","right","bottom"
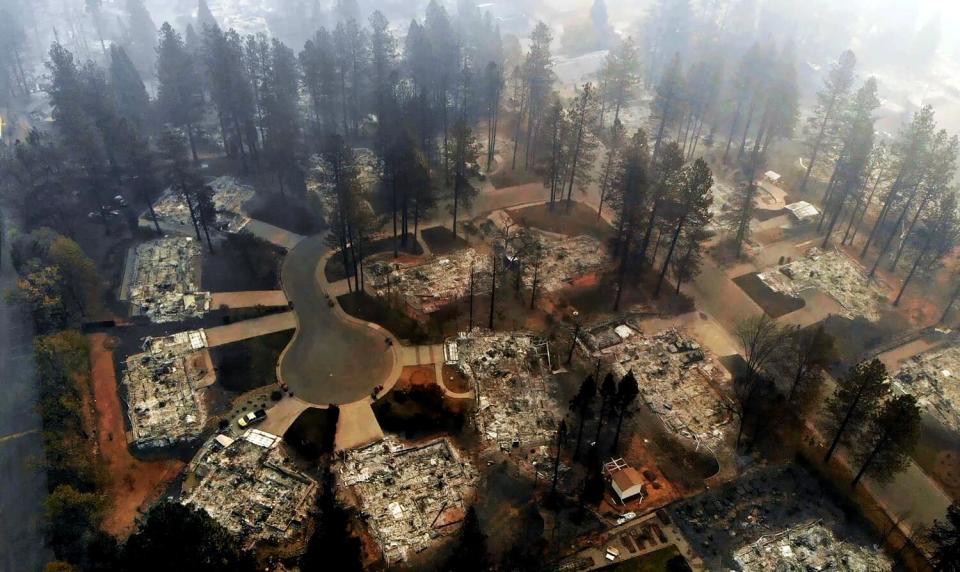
{"left": 732, "top": 272, "right": 805, "bottom": 318}
{"left": 421, "top": 226, "right": 470, "bottom": 255}
{"left": 507, "top": 201, "right": 613, "bottom": 241}
{"left": 440, "top": 364, "right": 472, "bottom": 393}
{"left": 398, "top": 365, "right": 437, "bottom": 389}
{"left": 87, "top": 333, "right": 185, "bottom": 538}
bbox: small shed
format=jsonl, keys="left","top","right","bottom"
{"left": 785, "top": 201, "right": 820, "bottom": 223}
{"left": 764, "top": 170, "right": 782, "bottom": 184}
{"left": 611, "top": 467, "right": 645, "bottom": 502}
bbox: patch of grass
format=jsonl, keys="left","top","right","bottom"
{"left": 337, "top": 291, "right": 428, "bottom": 343}
{"left": 421, "top": 225, "right": 469, "bottom": 255}
{"left": 324, "top": 235, "right": 423, "bottom": 282}
{"left": 283, "top": 407, "right": 339, "bottom": 459}
{"left": 508, "top": 201, "right": 613, "bottom": 241}
{"left": 732, "top": 272, "right": 805, "bottom": 318}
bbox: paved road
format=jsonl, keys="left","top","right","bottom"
{"left": 277, "top": 234, "right": 396, "bottom": 405}
{"left": 0, "top": 213, "right": 51, "bottom": 571}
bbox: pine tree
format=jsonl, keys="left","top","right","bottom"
{"left": 123, "top": 0, "right": 158, "bottom": 74}
{"left": 654, "top": 158, "right": 713, "bottom": 297}
{"left": 109, "top": 45, "right": 152, "bottom": 134}
{"left": 261, "top": 38, "right": 301, "bottom": 196}
{"left": 800, "top": 50, "right": 856, "bottom": 193}
{"left": 446, "top": 507, "right": 491, "bottom": 572}
{"left": 850, "top": 394, "right": 921, "bottom": 488}
{"left": 823, "top": 359, "right": 888, "bottom": 463}
{"left": 447, "top": 119, "right": 481, "bottom": 238}
{"left": 197, "top": 0, "right": 217, "bottom": 31}
{"left": 650, "top": 53, "right": 684, "bottom": 160}
{"left": 563, "top": 83, "right": 600, "bottom": 211}
{"left": 928, "top": 501, "right": 960, "bottom": 571}
{"left": 156, "top": 23, "right": 204, "bottom": 161}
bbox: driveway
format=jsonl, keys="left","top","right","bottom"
{"left": 277, "top": 234, "right": 397, "bottom": 405}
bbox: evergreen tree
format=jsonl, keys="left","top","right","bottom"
{"left": 851, "top": 394, "right": 921, "bottom": 488}
{"left": 800, "top": 50, "right": 857, "bottom": 193}
{"left": 562, "top": 83, "right": 600, "bottom": 210}
{"left": 156, "top": 23, "right": 205, "bottom": 161}
{"left": 601, "top": 37, "right": 641, "bottom": 125}
{"left": 654, "top": 158, "right": 713, "bottom": 297}
{"left": 196, "top": 0, "right": 218, "bottom": 31}
{"left": 300, "top": 28, "right": 339, "bottom": 134}
{"left": 109, "top": 45, "right": 152, "bottom": 134}
{"left": 262, "top": 38, "right": 301, "bottom": 196}
{"left": 720, "top": 179, "right": 757, "bottom": 258}
{"left": 521, "top": 22, "right": 554, "bottom": 168}
{"left": 823, "top": 359, "right": 888, "bottom": 463}
{"left": 928, "top": 501, "right": 960, "bottom": 571}
{"left": 650, "top": 53, "right": 684, "bottom": 160}
{"left": 123, "top": 0, "right": 158, "bottom": 74}
{"left": 447, "top": 119, "right": 481, "bottom": 238}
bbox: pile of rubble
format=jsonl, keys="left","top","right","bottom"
{"left": 445, "top": 331, "right": 558, "bottom": 451}
{"left": 520, "top": 233, "right": 607, "bottom": 293}
{"left": 673, "top": 466, "right": 889, "bottom": 570}
{"left": 368, "top": 249, "right": 490, "bottom": 320}
{"left": 183, "top": 429, "right": 318, "bottom": 550}
{"left": 734, "top": 521, "right": 891, "bottom": 571}
{"left": 126, "top": 237, "right": 211, "bottom": 323}
{"left": 121, "top": 329, "right": 213, "bottom": 449}
{"left": 758, "top": 247, "right": 884, "bottom": 321}
{"left": 151, "top": 176, "right": 254, "bottom": 233}
{"left": 582, "top": 318, "right": 732, "bottom": 446}
{"left": 338, "top": 437, "right": 478, "bottom": 564}
{"left": 893, "top": 344, "right": 960, "bottom": 432}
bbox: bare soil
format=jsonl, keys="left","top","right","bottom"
{"left": 87, "top": 333, "right": 185, "bottom": 538}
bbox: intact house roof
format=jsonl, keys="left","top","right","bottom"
{"left": 611, "top": 467, "right": 645, "bottom": 501}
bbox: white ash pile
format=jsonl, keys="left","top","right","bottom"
{"left": 183, "top": 429, "right": 318, "bottom": 550}
{"left": 368, "top": 249, "right": 490, "bottom": 318}
{"left": 583, "top": 318, "right": 732, "bottom": 446}
{"left": 734, "top": 521, "right": 891, "bottom": 571}
{"left": 893, "top": 343, "right": 960, "bottom": 432}
{"left": 338, "top": 437, "right": 478, "bottom": 564}
{"left": 758, "top": 247, "right": 884, "bottom": 321}
{"left": 446, "top": 331, "right": 559, "bottom": 451}
{"left": 121, "top": 329, "right": 212, "bottom": 449}
{"left": 126, "top": 237, "right": 211, "bottom": 323}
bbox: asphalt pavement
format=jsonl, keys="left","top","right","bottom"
{"left": 277, "top": 234, "right": 395, "bottom": 405}
{"left": 0, "top": 211, "right": 51, "bottom": 571}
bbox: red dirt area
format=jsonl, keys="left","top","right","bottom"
{"left": 440, "top": 364, "right": 472, "bottom": 394}
{"left": 396, "top": 365, "right": 438, "bottom": 390}
{"left": 616, "top": 435, "right": 680, "bottom": 509}
{"left": 87, "top": 333, "right": 185, "bottom": 538}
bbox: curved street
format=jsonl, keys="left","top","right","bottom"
{"left": 277, "top": 234, "right": 397, "bottom": 405}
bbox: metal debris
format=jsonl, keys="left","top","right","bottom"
{"left": 734, "top": 521, "right": 891, "bottom": 571}
{"left": 121, "top": 330, "right": 212, "bottom": 449}
{"left": 583, "top": 317, "right": 732, "bottom": 446}
{"left": 338, "top": 437, "right": 479, "bottom": 564}
{"left": 368, "top": 249, "right": 491, "bottom": 320}
{"left": 151, "top": 176, "right": 254, "bottom": 233}
{"left": 446, "top": 331, "right": 559, "bottom": 451}
{"left": 182, "top": 429, "right": 319, "bottom": 550}
{"left": 893, "top": 343, "right": 960, "bottom": 432}
{"left": 758, "top": 247, "right": 884, "bottom": 321}
{"left": 127, "top": 237, "right": 211, "bottom": 323}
